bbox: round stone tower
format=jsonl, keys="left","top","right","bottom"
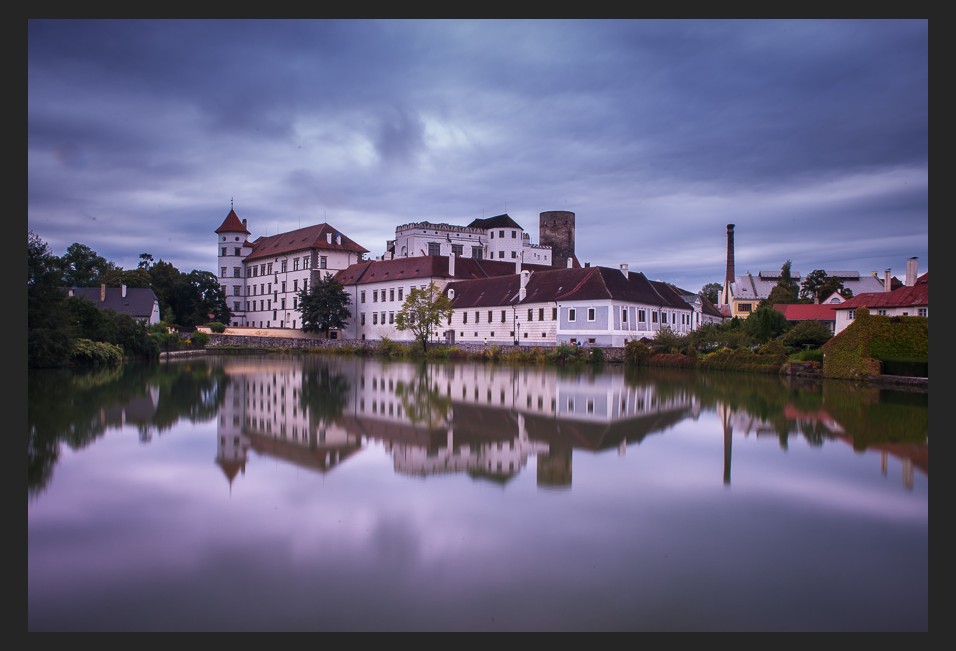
{"left": 539, "top": 210, "right": 576, "bottom": 268}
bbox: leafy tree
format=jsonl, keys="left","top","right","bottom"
{"left": 760, "top": 260, "right": 801, "bottom": 307}
{"left": 59, "top": 242, "right": 116, "bottom": 287}
{"left": 187, "top": 270, "right": 231, "bottom": 325}
{"left": 743, "top": 305, "right": 791, "bottom": 343}
{"left": 780, "top": 320, "right": 833, "bottom": 349}
{"left": 28, "top": 231, "right": 73, "bottom": 367}
{"left": 395, "top": 282, "right": 453, "bottom": 353}
{"left": 701, "top": 282, "right": 722, "bottom": 305}
{"left": 298, "top": 273, "right": 352, "bottom": 336}
{"left": 799, "top": 269, "right": 828, "bottom": 303}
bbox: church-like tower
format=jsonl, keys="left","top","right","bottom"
{"left": 215, "top": 207, "right": 251, "bottom": 326}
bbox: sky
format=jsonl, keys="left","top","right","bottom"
{"left": 27, "top": 18, "right": 928, "bottom": 294}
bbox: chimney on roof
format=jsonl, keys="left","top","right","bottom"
{"left": 519, "top": 270, "right": 530, "bottom": 301}
{"left": 620, "top": 263, "right": 628, "bottom": 279}
{"left": 584, "top": 262, "right": 590, "bottom": 268}
{"left": 100, "top": 284, "right": 106, "bottom": 302}
{"left": 327, "top": 232, "right": 332, "bottom": 244}
{"left": 906, "top": 257, "right": 918, "bottom": 286}
{"left": 884, "top": 268, "right": 892, "bottom": 292}
{"left": 448, "top": 251, "right": 456, "bottom": 277}
{"left": 68, "top": 288, "right": 73, "bottom": 297}
{"left": 515, "top": 251, "right": 522, "bottom": 274}
{"left": 121, "top": 284, "right": 127, "bottom": 298}
{"left": 567, "top": 257, "right": 573, "bottom": 268}
{"left": 336, "top": 234, "right": 342, "bottom": 245}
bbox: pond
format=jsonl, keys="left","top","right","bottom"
{"left": 27, "top": 354, "right": 928, "bottom": 632}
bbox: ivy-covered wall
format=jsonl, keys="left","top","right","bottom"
{"left": 821, "top": 308, "right": 928, "bottom": 380}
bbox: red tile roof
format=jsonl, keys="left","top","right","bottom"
{"left": 244, "top": 223, "right": 368, "bottom": 261}
{"left": 773, "top": 303, "right": 838, "bottom": 321}
{"left": 215, "top": 208, "right": 250, "bottom": 235}
{"left": 834, "top": 272, "right": 928, "bottom": 310}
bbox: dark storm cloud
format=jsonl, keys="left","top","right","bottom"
{"left": 27, "top": 18, "right": 927, "bottom": 292}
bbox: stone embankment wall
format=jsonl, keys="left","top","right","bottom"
{"left": 204, "top": 333, "right": 626, "bottom": 362}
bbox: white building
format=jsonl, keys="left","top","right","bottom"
{"left": 385, "top": 213, "right": 552, "bottom": 266}
{"left": 215, "top": 208, "right": 368, "bottom": 328}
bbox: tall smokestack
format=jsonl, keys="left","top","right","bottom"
{"left": 725, "top": 224, "right": 735, "bottom": 284}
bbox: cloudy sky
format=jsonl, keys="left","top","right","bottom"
{"left": 27, "top": 19, "right": 928, "bottom": 293}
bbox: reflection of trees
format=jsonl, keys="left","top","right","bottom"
{"left": 298, "top": 359, "right": 351, "bottom": 424}
{"left": 394, "top": 362, "right": 452, "bottom": 429}
{"left": 27, "top": 360, "right": 229, "bottom": 499}
{"left": 621, "top": 366, "right": 923, "bottom": 450}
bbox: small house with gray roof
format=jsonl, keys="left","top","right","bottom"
{"left": 66, "top": 284, "right": 161, "bottom": 325}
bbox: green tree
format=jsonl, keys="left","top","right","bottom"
{"left": 28, "top": 231, "right": 74, "bottom": 367}
{"left": 743, "top": 305, "right": 791, "bottom": 343}
{"left": 187, "top": 269, "right": 231, "bottom": 325}
{"left": 780, "top": 320, "right": 833, "bottom": 349}
{"left": 59, "top": 242, "right": 116, "bottom": 287}
{"left": 799, "top": 269, "right": 828, "bottom": 303}
{"left": 701, "top": 282, "right": 722, "bottom": 305}
{"left": 298, "top": 273, "right": 352, "bottom": 336}
{"left": 395, "top": 282, "right": 453, "bottom": 353}
{"left": 761, "top": 260, "right": 800, "bottom": 307}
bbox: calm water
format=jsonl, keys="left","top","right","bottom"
{"left": 27, "top": 354, "right": 928, "bottom": 632}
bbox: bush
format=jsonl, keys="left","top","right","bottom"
{"left": 69, "top": 338, "right": 125, "bottom": 367}
{"left": 624, "top": 340, "right": 654, "bottom": 366}
{"left": 190, "top": 331, "right": 210, "bottom": 348}
{"left": 207, "top": 321, "right": 226, "bottom": 333}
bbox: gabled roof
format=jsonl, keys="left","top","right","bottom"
{"left": 445, "top": 266, "right": 692, "bottom": 309}
{"left": 65, "top": 286, "right": 159, "bottom": 320}
{"left": 773, "top": 303, "right": 838, "bottom": 321}
{"left": 244, "top": 223, "right": 368, "bottom": 261}
{"left": 834, "top": 272, "right": 928, "bottom": 310}
{"left": 466, "top": 213, "right": 524, "bottom": 231}
{"left": 215, "top": 209, "right": 251, "bottom": 235}
{"left": 333, "top": 256, "right": 549, "bottom": 286}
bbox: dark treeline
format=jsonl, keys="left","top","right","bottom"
{"left": 28, "top": 230, "right": 230, "bottom": 369}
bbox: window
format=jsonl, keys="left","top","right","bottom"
{"left": 221, "top": 247, "right": 227, "bottom": 256}
{"left": 281, "top": 281, "right": 286, "bottom": 293}
{"left": 499, "top": 230, "right": 505, "bottom": 238}
{"left": 652, "top": 312, "right": 658, "bottom": 323}
{"left": 398, "top": 288, "right": 403, "bottom": 300}
{"left": 428, "top": 242, "right": 441, "bottom": 256}
{"left": 267, "top": 263, "right": 273, "bottom": 274}
{"left": 361, "top": 290, "right": 366, "bottom": 303}
{"left": 293, "top": 258, "right": 300, "bottom": 271}
{"left": 739, "top": 303, "right": 752, "bottom": 313}
{"left": 303, "top": 256, "right": 311, "bottom": 269}
{"left": 877, "top": 309, "right": 888, "bottom": 316}
{"left": 452, "top": 244, "right": 463, "bottom": 256}
{"left": 320, "top": 256, "right": 327, "bottom": 269}
{"left": 587, "top": 308, "right": 596, "bottom": 321}
{"left": 568, "top": 308, "right": 576, "bottom": 322}
{"left": 281, "top": 298, "right": 286, "bottom": 309}
{"left": 390, "top": 288, "right": 395, "bottom": 302}
{"left": 373, "top": 290, "right": 378, "bottom": 302}
{"left": 511, "top": 230, "right": 517, "bottom": 238}
{"left": 511, "top": 251, "right": 517, "bottom": 258}
{"left": 501, "top": 310, "right": 506, "bottom": 323}
{"left": 622, "top": 307, "right": 627, "bottom": 322}
{"left": 528, "top": 309, "right": 533, "bottom": 321}
{"left": 638, "top": 309, "right": 646, "bottom": 323}
{"left": 233, "top": 301, "right": 240, "bottom": 311}
{"left": 538, "top": 308, "right": 544, "bottom": 321}
{"left": 373, "top": 313, "right": 378, "bottom": 325}
{"left": 475, "top": 311, "right": 480, "bottom": 323}
{"left": 389, "top": 312, "right": 394, "bottom": 324}
{"left": 918, "top": 308, "right": 927, "bottom": 316}
{"left": 233, "top": 286, "right": 241, "bottom": 296}
{"left": 848, "top": 309, "right": 855, "bottom": 320}
{"left": 463, "top": 312, "right": 468, "bottom": 324}
{"left": 552, "top": 307, "right": 557, "bottom": 320}
{"left": 281, "top": 260, "right": 287, "bottom": 272}
{"left": 498, "top": 251, "right": 505, "bottom": 259}
{"left": 221, "top": 267, "right": 227, "bottom": 277}
{"left": 234, "top": 247, "right": 241, "bottom": 256}
{"left": 472, "top": 246, "right": 482, "bottom": 259}
{"left": 360, "top": 313, "right": 366, "bottom": 325}
{"left": 293, "top": 280, "right": 298, "bottom": 292}
{"left": 490, "top": 231, "right": 494, "bottom": 239}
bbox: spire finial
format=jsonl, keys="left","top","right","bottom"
{"left": 230, "top": 197, "right": 234, "bottom": 210}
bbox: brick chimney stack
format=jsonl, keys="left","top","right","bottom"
{"left": 906, "top": 257, "right": 918, "bottom": 286}
{"left": 884, "top": 269, "right": 892, "bottom": 292}
{"left": 100, "top": 283, "right": 106, "bottom": 302}
{"left": 725, "top": 224, "right": 735, "bottom": 284}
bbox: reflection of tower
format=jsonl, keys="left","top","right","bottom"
{"left": 537, "top": 446, "right": 572, "bottom": 488}
{"left": 719, "top": 402, "right": 733, "bottom": 485}
{"left": 720, "top": 224, "right": 735, "bottom": 306}
{"left": 539, "top": 211, "right": 577, "bottom": 269}
{"left": 216, "top": 379, "right": 251, "bottom": 493}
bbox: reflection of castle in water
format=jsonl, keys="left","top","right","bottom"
{"left": 212, "top": 358, "right": 700, "bottom": 489}
{"left": 210, "top": 357, "right": 926, "bottom": 490}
